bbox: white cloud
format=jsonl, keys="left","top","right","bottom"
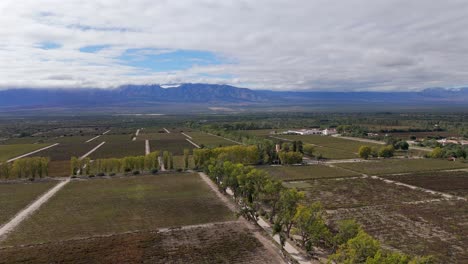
{"left": 0, "top": 0, "right": 467, "bottom": 91}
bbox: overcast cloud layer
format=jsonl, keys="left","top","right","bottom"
{"left": 1, "top": 0, "right": 468, "bottom": 91}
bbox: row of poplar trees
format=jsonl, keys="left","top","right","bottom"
{"left": 0, "top": 157, "right": 50, "bottom": 179}
{"left": 70, "top": 149, "right": 191, "bottom": 176}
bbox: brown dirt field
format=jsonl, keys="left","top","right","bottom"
{"left": 383, "top": 171, "right": 468, "bottom": 197}
{"left": 328, "top": 200, "right": 468, "bottom": 263}
{"left": 292, "top": 177, "right": 441, "bottom": 209}
{"left": 0, "top": 222, "right": 284, "bottom": 264}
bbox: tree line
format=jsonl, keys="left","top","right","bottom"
{"left": 70, "top": 150, "right": 183, "bottom": 176}
{"left": 0, "top": 157, "right": 50, "bottom": 179}
{"left": 200, "top": 153, "right": 433, "bottom": 263}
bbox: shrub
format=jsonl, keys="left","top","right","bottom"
{"left": 97, "top": 172, "right": 105, "bottom": 177}
{"left": 151, "top": 169, "right": 159, "bottom": 174}
{"left": 133, "top": 170, "right": 140, "bottom": 175}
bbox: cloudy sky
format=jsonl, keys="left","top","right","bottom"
{"left": 1, "top": 0, "right": 467, "bottom": 91}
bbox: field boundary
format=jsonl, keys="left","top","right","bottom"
{"left": 6, "top": 143, "right": 60, "bottom": 163}
{"left": 206, "top": 132, "right": 244, "bottom": 145}
{"left": 198, "top": 172, "right": 313, "bottom": 264}
{"left": 80, "top": 141, "right": 105, "bottom": 159}
{"left": 163, "top": 128, "right": 171, "bottom": 133}
{"left": 186, "top": 138, "right": 201, "bottom": 149}
{"left": 0, "top": 179, "right": 70, "bottom": 242}
{"left": 145, "top": 140, "right": 150, "bottom": 155}
{"left": 181, "top": 132, "right": 192, "bottom": 139}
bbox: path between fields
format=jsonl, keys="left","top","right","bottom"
{"left": 145, "top": 140, "right": 150, "bottom": 155}
{"left": 80, "top": 141, "right": 106, "bottom": 159}
{"left": 181, "top": 132, "right": 192, "bottom": 139}
{"left": 186, "top": 138, "right": 201, "bottom": 149}
{"left": 0, "top": 179, "right": 70, "bottom": 242}
{"left": 158, "top": 156, "right": 166, "bottom": 171}
{"left": 163, "top": 128, "right": 171, "bottom": 133}
{"left": 206, "top": 132, "right": 244, "bottom": 145}
{"left": 85, "top": 130, "right": 111, "bottom": 143}
{"left": 6, "top": 143, "right": 60, "bottom": 163}
{"left": 198, "top": 172, "right": 315, "bottom": 264}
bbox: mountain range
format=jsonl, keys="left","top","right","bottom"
{"left": 1, "top": 83, "right": 468, "bottom": 114}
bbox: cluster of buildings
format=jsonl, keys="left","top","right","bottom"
{"left": 436, "top": 138, "right": 468, "bottom": 146}
{"left": 279, "top": 128, "right": 338, "bottom": 136}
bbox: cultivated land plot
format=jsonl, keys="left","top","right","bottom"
{"left": 329, "top": 200, "right": 468, "bottom": 263}
{"left": 275, "top": 134, "right": 380, "bottom": 159}
{"left": 286, "top": 177, "right": 441, "bottom": 209}
{"left": 259, "top": 165, "right": 358, "bottom": 181}
{"left": 48, "top": 160, "right": 71, "bottom": 177}
{"left": 0, "top": 181, "right": 57, "bottom": 225}
{"left": 90, "top": 135, "right": 144, "bottom": 159}
{"left": 29, "top": 140, "right": 101, "bottom": 161}
{"left": 0, "top": 222, "right": 283, "bottom": 264}
{"left": 186, "top": 132, "right": 237, "bottom": 148}
{"left": 2, "top": 173, "right": 235, "bottom": 246}
{"left": 335, "top": 159, "right": 468, "bottom": 175}
{"left": 146, "top": 134, "right": 194, "bottom": 155}
{"left": 383, "top": 170, "right": 468, "bottom": 197}
{"left": 0, "top": 144, "right": 51, "bottom": 162}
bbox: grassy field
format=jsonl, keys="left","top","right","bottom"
{"left": 186, "top": 132, "right": 237, "bottom": 148}
{"left": 259, "top": 165, "right": 358, "bottom": 181}
{"left": 90, "top": 135, "right": 144, "bottom": 159}
{"left": 286, "top": 177, "right": 440, "bottom": 209}
{"left": 329, "top": 200, "right": 468, "bottom": 263}
{"left": 0, "top": 222, "right": 283, "bottom": 264}
{"left": 271, "top": 134, "right": 382, "bottom": 159}
{"left": 0, "top": 144, "right": 51, "bottom": 162}
{"left": 335, "top": 158, "right": 468, "bottom": 175}
{"left": 2, "top": 173, "right": 235, "bottom": 246}
{"left": 0, "top": 181, "right": 57, "bottom": 225}
{"left": 383, "top": 170, "right": 468, "bottom": 197}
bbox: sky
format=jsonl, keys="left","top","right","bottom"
{"left": 0, "top": 0, "right": 467, "bottom": 91}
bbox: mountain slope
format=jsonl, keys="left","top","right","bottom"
{"left": 0, "top": 84, "right": 468, "bottom": 111}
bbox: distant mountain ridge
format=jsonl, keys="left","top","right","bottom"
{"left": 0, "top": 83, "right": 468, "bottom": 111}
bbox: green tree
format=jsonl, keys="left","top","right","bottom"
{"left": 429, "top": 147, "right": 444, "bottom": 159}
{"left": 183, "top": 149, "right": 190, "bottom": 170}
{"left": 379, "top": 145, "right": 395, "bottom": 158}
{"left": 303, "top": 144, "right": 315, "bottom": 156}
{"left": 293, "top": 202, "right": 330, "bottom": 251}
{"left": 333, "top": 219, "right": 362, "bottom": 249}
{"left": 329, "top": 229, "right": 380, "bottom": 264}
{"left": 358, "top": 146, "right": 372, "bottom": 159}
{"left": 277, "top": 188, "right": 305, "bottom": 237}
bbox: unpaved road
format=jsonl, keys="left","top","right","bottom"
{"left": 145, "top": 140, "right": 150, "bottom": 155}
{"left": 0, "top": 179, "right": 70, "bottom": 241}
{"left": 186, "top": 138, "right": 201, "bottom": 149}
{"left": 6, "top": 143, "right": 59, "bottom": 163}
{"left": 198, "top": 172, "right": 314, "bottom": 264}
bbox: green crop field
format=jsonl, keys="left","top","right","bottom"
{"left": 259, "top": 164, "right": 358, "bottom": 181}
{"left": 0, "top": 181, "right": 57, "bottom": 225}
{"left": 186, "top": 132, "right": 237, "bottom": 148}
{"left": 2, "top": 173, "right": 235, "bottom": 246}
{"left": 281, "top": 134, "right": 382, "bottom": 154}
{"left": 383, "top": 170, "right": 468, "bottom": 197}
{"left": 0, "top": 144, "right": 51, "bottom": 162}
{"left": 335, "top": 158, "right": 468, "bottom": 175}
